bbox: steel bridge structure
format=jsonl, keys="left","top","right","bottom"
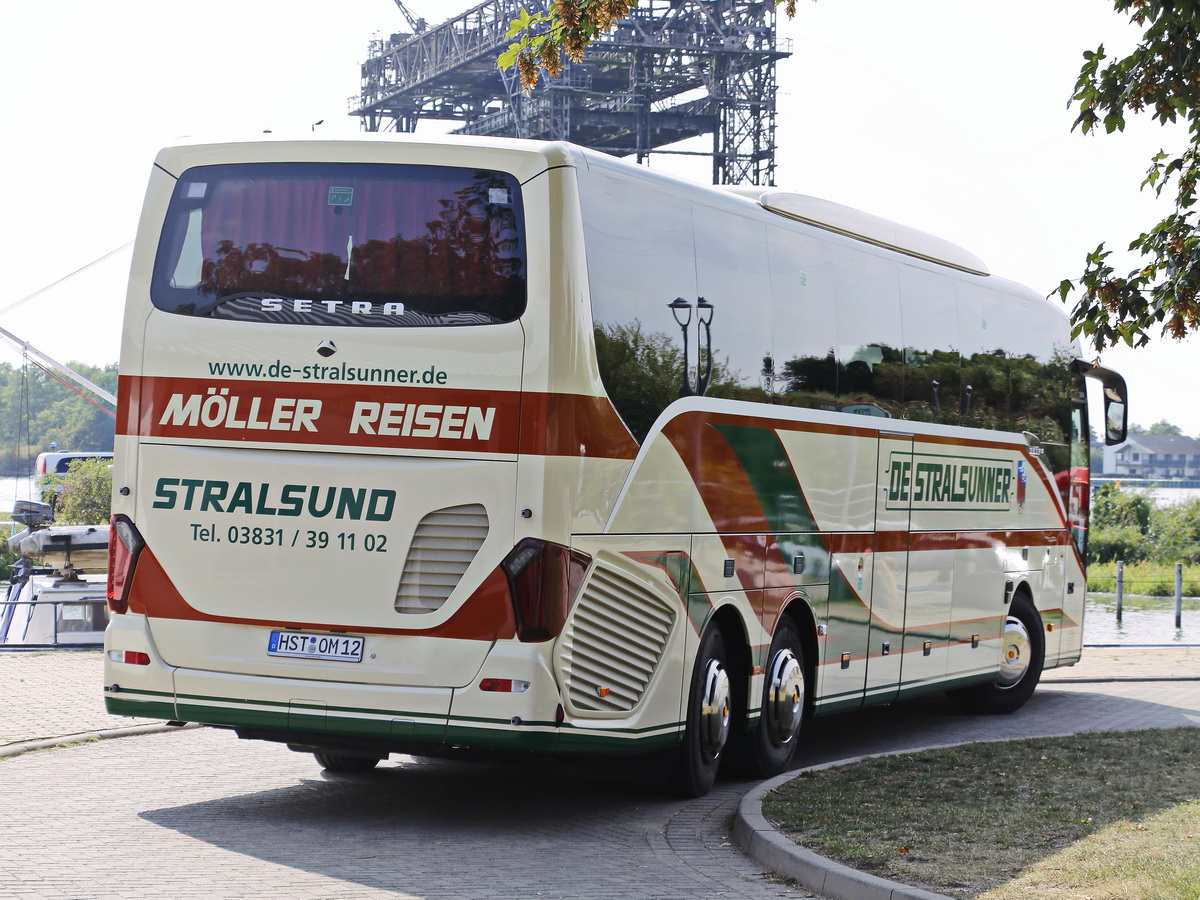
{"left": 350, "top": 0, "right": 790, "bottom": 185}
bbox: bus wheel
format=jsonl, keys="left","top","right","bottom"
{"left": 313, "top": 752, "right": 383, "bottom": 773}
{"left": 672, "top": 627, "right": 732, "bottom": 797}
{"left": 741, "top": 617, "right": 806, "bottom": 778}
{"left": 947, "top": 593, "right": 1045, "bottom": 714}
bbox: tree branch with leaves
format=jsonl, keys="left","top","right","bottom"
{"left": 500, "top": 0, "right": 800, "bottom": 92}
{"left": 1060, "top": 1, "right": 1200, "bottom": 352}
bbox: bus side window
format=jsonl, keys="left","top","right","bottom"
{"left": 901, "top": 265, "right": 960, "bottom": 424}
{"left": 583, "top": 174, "right": 698, "bottom": 441}
{"left": 833, "top": 251, "right": 903, "bottom": 418}
{"left": 767, "top": 229, "right": 837, "bottom": 410}
{"left": 691, "top": 209, "right": 771, "bottom": 404}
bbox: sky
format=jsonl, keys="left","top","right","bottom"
{"left": 1, "top": 0, "right": 1196, "bottom": 434}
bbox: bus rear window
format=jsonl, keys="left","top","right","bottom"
{"left": 151, "top": 163, "right": 526, "bottom": 326}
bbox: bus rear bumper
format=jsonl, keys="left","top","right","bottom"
{"left": 102, "top": 617, "right": 678, "bottom": 757}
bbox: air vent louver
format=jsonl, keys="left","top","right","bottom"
{"left": 394, "top": 503, "right": 489, "bottom": 614}
{"left": 559, "top": 565, "right": 676, "bottom": 712}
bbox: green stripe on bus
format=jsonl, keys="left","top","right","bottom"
{"left": 165, "top": 697, "right": 681, "bottom": 755}
{"left": 105, "top": 695, "right": 177, "bottom": 720}
{"left": 711, "top": 423, "right": 818, "bottom": 533}
{"left": 711, "top": 422, "right": 832, "bottom": 582}
{"left": 172, "top": 690, "right": 446, "bottom": 723}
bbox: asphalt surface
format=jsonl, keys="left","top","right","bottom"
{"left": 1, "top": 647, "right": 1197, "bottom": 900}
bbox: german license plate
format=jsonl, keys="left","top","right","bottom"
{"left": 268, "top": 631, "right": 364, "bottom": 663}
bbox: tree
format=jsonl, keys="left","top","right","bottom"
{"left": 0, "top": 362, "right": 116, "bottom": 473}
{"left": 51, "top": 456, "right": 112, "bottom": 525}
{"left": 501, "top": 0, "right": 801, "bottom": 91}
{"left": 1148, "top": 419, "right": 1183, "bottom": 435}
{"left": 1058, "top": 2, "right": 1200, "bottom": 352}
{"left": 1145, "top": 496, "right": 1200, "bottom": 563}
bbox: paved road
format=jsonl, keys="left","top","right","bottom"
{"left": 1, "top": 649, "right": 1197, "bottom": 900}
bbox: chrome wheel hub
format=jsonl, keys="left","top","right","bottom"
{"left": 996, "top": 614, "right": 1032, "bottom": 688}
{"left": 700, "top": 659, "right": 731, "bottom": 759}
{"left": 765, "top": 648, "right": 804, "bottom": 744}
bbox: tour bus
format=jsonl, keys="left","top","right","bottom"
{"left": 104, "top": 134, "right": 1127, "bottom": 795}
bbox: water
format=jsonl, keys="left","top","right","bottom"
{"left": 0, "top": 476, "right": 41, "bottom": 516}
{"left": 1085, "top": 596, "right": 1200, "bottom": 646}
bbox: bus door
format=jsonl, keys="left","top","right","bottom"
{"left": 948, "top": 534, "right": 1009, "bottom": 682}
{"left": 898, "top": 434, "right": 955, "bottom": 692}
{"left": 817, "top": 533, "right": 872, "bottom": 712}
{"left": 866, "top": 431, "right": 912, "bottom": 704}
{"left": 1040, "top": 535, "right": 1068, "bottom": 664}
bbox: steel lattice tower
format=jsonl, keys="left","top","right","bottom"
{"left": 351, "top": 0, "right": 790, "bottom": 185}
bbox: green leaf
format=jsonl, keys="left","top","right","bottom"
{"left": 505, "top": 7, "right": 532, "bottom": 39}
{"left": 497, "top": 43, "right": 522, "bottom": 70}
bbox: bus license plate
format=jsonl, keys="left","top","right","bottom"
{"left": 268, "top": 631, "right": 364, "bottom": 663}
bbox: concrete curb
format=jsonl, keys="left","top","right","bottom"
{"left": 0, "top": 722, "right": 200, "bottom": 760}
{"left": 734, "top": 768, "right": 952, "bottom": 900}
{"left": 734, "top": 768, "right": 950, "bottom": 900}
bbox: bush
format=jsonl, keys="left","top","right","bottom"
{"left": 53, "top": 457, "right": 112, "bottom": 525}
{"left": 1143, "top": 497, "right": 1200, "bottom": 564}
{"left": 1088, "top": 485, "right": 1200, "bottom": 566}
{"left": 1088, "top": 525, "right": 1146, "bottom": 563}
{"left": 1090, "top": 482, "right": 1152, "bottom": 532}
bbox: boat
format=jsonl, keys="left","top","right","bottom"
{"left": 0, "top": 500, "right": 109, "bottom": 648}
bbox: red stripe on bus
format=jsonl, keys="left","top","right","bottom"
{"left": 874, "top": 531, "right": 909, "bottom": 553}
{"left": 518, "top": 391, "right": 639, "bottom": 458}
{"left": 902, "top": 530, "right": 1070, "bottom": 552}
{"left": 662, "top": 415, "right": 772, "bottom": 538}
{"left": 827, "top": 533, "right": 874, "bottom": 555}
{"left": 116, "top": 374, "right": 637, "bottom": 459}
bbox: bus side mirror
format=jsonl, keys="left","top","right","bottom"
{"left": 1071, "top": 358, "right": 1128, "bottom": 445}
{"left": 1104, "top": 398, "right": 1127, "bottom": 446}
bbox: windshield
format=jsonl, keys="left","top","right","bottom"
{"left": 151, "top": 162, "right": 526, "bottom": 326}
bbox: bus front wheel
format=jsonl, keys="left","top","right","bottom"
{"left": 947, "top": 593, "right": 1045, "bottom": 714}
{"left": 672, "top": 626, "right": 732, "bottom": 797}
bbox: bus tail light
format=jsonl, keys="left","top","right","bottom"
{"left": 107, "top": 650, "right": 151, "bottom": 666}
{"left": 108, "top": 515, "right": 145, "bottom": 614}
{"left": 501, "top": 539, "right": 590, "bottom": 642}
{"left": 479, "top": 678, "right": 531, "bottom": 693}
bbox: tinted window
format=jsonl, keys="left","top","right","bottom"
{"left": 584, "top": 173, "right": 700, "bottom": 441}
{"left": 581, "top": 168, "right": 1078, "bottom": 451}
{"left": 768, "top": 228, "right": 838, "bottom": 410}
{"left": 152, "top": 163, "right": 525, "bottom": 327}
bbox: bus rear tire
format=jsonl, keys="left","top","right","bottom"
{"left": 314, "top": 752, "right": 384, "bottom": 773}
{"left": 947, "top": 593, "right": 1044, "bottom": 715}
{"left": 671, "top": 626, "right": 731, "bottom": 797}
{"left": 738, "top": 617, "right": 806, "bottom": 779}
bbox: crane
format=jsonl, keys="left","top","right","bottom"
{"left": 0, "top": 325, "right": 116, "bottom": 419}
{"left": 393, "top": 0, "right": 426, "bottom": 32}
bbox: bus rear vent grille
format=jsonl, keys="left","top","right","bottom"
{"left": 559, "top": 565, "right": 676, "bottom": 712}
{"left": 395, "top": 503, "right": 489, "bottom": 614}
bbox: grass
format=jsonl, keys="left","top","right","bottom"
{"left": 1087, "top": 561, "right": 1200, "bottom": 598}
{"left": 762, "top": 728, "right": 1200, "bottom": 898}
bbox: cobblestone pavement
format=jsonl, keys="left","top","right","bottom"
{"left": 0, "top": 651, "right": 149, "bottom": 745}
{"left": 0, "top": 647, "right": 1196, "bottom": 900}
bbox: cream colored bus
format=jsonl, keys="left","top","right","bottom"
{"left": 105, "top": 134, "right": 1126, "bottom": 795}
